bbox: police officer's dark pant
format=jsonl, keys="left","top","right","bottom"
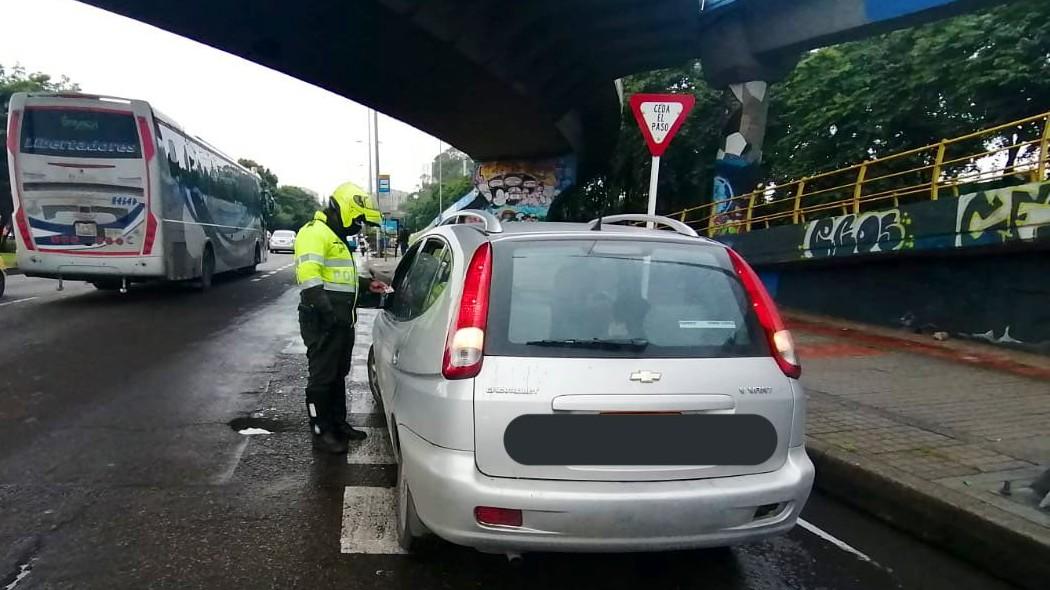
{"left": 299, "top": 292, "right": 356, "bottom": 436}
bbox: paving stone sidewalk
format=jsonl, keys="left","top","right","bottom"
{"left": 789, "top": 312, "right": 1050, "bottom": 586}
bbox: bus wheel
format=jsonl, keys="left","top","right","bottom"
{"left": 197, "top": 246, "right": 215, "bottom": 291}
{"left": 243, "top": 244, "right": 261, "bottom": 275}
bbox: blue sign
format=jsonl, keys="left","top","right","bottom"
{"left": 377, "top": 175, "right": 391, "bottom": 193}
{"left": 382, "top": 219, "right": 398, "bottom": 234}
{"left": 866, "top": 0, "right": 955, "bottom": 22}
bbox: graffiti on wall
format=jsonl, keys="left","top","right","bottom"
{"left": 450, "top": 155, "right": 576, "bottom": 222}
{"left": 802, "top": 209, "right": 910, "bottom": 259}
{"left": 956, "top": 182, "right": 1050, "bottom": 247}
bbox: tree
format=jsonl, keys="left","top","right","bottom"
{"left": 270, "top": 185, "right": 319, "bottom": 230}
{"left": 403, "top": 176, "right": 472, "bottom": 231}
{"left": 429, "top": 147, "right": 474, "bottom": 185}
{"left": 565, "top": 0, "right": 1050, "bottom": 220}
{"left": 238, "top": 158, "right": 279, "bottom": 193}
{"left": 1, "top": 64, "right": 78, "bottom": 249}
{"left": 549, "top": 63, "right": 723, "bottom": 221}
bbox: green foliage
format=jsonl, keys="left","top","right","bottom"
{"left": 238, "top": 158, "right": 279, "bottom": 193}
{"left": 566, "top": 0, "right": 1050, "bottom": 218}
{"left": 551, "top": 64, "right": 723, "bottom": 221}
{"left": 430, "top": 147, "right": 473, "bottom": 184}
{"left": 403, "top": 176, "right": 473, "bottom": 231}
{"left": 764, "top": 0, "right": 1050, "bottom": 183}
{"left": 270, "top": 185, "right": 320, "bottom": 231}
{"left": 236, "top": 157, "right": 319, "bottom": 230}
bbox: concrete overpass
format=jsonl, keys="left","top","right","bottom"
{"left": 81, "top": 0, "right": 1007, "bottom": 220}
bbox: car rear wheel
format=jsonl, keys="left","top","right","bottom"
{"left": 396, "top": 453, "right": 426, "bottom": 551}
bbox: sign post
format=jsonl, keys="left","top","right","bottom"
{"left": 628, "top": 93, "right": 695, "bottom": 228}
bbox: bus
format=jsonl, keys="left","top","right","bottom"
{"left": 5, "top": 92, "right": 269, "bottom": 290}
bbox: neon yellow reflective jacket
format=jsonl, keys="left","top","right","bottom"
{"left": 294, "top": 211, "right": 358, "bottom": 294}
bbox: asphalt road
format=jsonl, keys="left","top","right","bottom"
{"left": 0, "top": 254, "right": 1019, "bottom": 589}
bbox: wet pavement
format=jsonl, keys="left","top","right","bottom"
{"left": 0, "top": 256, "right": 1019, "bottom": 589}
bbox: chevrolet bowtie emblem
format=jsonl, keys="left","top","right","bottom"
{"left": 630, "top": 370, "right": 662, "bottom": 383}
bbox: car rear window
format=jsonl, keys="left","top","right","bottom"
{"left": 486, "top": 238, "right": 766, "bottom": 358}
{"left": 273, "top": 231, "right": 295, "bottom": 238}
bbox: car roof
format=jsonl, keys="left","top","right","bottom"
{"left": 448, "top": 221, "right": 723, "bottom": 246}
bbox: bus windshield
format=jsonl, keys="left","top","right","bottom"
{"left": 20, "top": 108, "right": 142, "bottom": 159}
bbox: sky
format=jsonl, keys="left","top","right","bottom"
{"left": 0, "top": 0, "right": 443, "bottom": 200}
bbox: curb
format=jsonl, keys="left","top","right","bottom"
{"left": 807, "top": 438, "right": 1050, "bottom": 590}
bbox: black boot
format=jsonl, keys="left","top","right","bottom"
{"left": 312, "top": 431, "right": 349, "bottom": 454}
{"left": 335, "top": 422, "right": 368, "bottom": 442}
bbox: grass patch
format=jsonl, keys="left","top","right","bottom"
{"left": 1, "top": 251, "right": 16, "bottom": 269}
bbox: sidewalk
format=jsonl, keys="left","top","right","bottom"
{"left": 790, "top": 311, "right": 1050, "bottom": 588}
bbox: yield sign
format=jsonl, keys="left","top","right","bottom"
{"left": 629, "top": 93, "right": 695, "bottom": 157}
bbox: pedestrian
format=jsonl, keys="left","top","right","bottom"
{"left": 398, "top": 227, "right": 409, "bottom": 256}
{"left": 294, "top": 182, "right": 390, "bottom": 454}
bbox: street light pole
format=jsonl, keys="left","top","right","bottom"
{"left": 366, "top": 109, "right": 373, "bottom": 195}
{"left": 373, "top": 109, "right": 384, "bottom": 258}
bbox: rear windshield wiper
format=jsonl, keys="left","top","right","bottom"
{"left": 525, "top": 338, "right": 650, "bottom": 351}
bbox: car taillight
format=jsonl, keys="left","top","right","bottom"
{"left": 726, "top": 248, "right": 801, "bottom": 379}
{"left": 443, "top": 243, "right": 493, "bottom": 380}
{"left": 474, "top": 506, "right": 522, "bottom": 527}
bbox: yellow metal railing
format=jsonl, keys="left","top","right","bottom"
{"left": 668, "top": 110, "right": 1050, "bottom": 236}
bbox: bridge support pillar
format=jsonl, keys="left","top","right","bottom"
{"left": 711, "top": 81, "right": 771, "bottom": 234}
{"left": 698, "top": 12, "right": 799, "bottom": 234}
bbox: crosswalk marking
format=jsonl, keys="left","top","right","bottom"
{"left": 340, "top": 487, "right": 406, "bottom": 554}
{"left": 346, "top": 427, "right": 396, "bottom": 464}
{"left": 339, "top": 310, "right": 404, "bottom": 555}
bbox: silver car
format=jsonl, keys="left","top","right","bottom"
{"left": 268, "top": 229, "right": 296, "bottom": 253}
{"left": 369, "top": 212, "right": 813, "bottom": 556}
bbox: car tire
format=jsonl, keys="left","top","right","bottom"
{"left": 0, "top": 271, "right": 5, "bottom": 298}
{"left": 197, "top": 246, "right": 215, "bottom": 291}
{"left": 367, "top": 346, "right": 384, "bottom": 414}
{"left": 396, "top": 453, "right": 426, "bottom": 552}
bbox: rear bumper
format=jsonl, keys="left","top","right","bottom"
{"left": 18, "top": 253, "right": 165, "bottom": 279}
{"left": 400, "top": 428, "right": 815, "bottom": 553}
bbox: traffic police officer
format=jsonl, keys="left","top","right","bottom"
{"left": 295, "top": 182, "right": 388, "bottom": 454}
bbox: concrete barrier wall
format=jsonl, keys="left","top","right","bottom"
{"left": 718, "top": 181, "right": 1050, "bottom": 353}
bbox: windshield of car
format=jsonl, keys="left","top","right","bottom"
{"left": 486, "top": 238, "right": 765, "bottom": 358}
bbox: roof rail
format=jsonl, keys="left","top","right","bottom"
{"left": 588, "top": 214, "right": 698, "bottom": 238}
{"left": 438, "top": 210, "right": 504, "bottom": 234}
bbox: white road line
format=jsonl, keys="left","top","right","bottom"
{"left": 345, "top": 427, "right": 395, "bottom": 465}
{"left": 0, "top": 297, "right": 38, "bottom": 307}
{"left": 798, "top": 518, "right": 874, "bottom": 562}
{"left": 340, "top": 487, "right": 406, "bottom": 554}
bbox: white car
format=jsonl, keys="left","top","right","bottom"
{"left": 368, "top": 211, "right": 814, "bottom": 557}
{"left": 268, "top": 230, "right": 296, "bottom": 253}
